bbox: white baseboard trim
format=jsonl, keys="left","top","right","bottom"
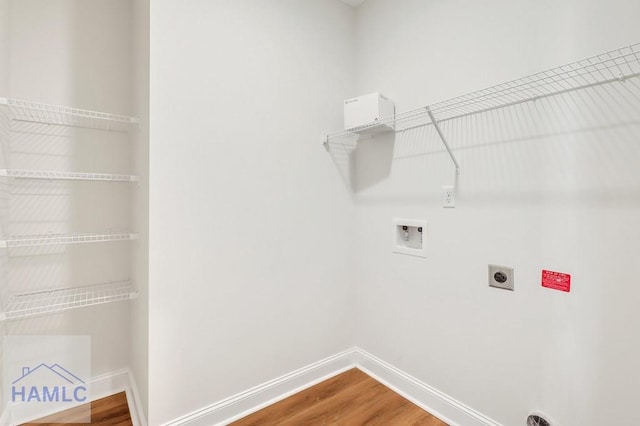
{"left": 0, "top": 404, "right": 9, "bottom": 426}
{"left": 163, "top": 347, "right": 501, "bottom": 426}
{"left": 354, "top": 349, "right": 502, "bottom": 426}
{"left": 4, "top": 369, "right": 146, "bottom": 426}
{"left": 161, "top": 348, "right": 358, "bottom": 426}
{"left": 126, "top": 368, "right": 148, "bottom": 426}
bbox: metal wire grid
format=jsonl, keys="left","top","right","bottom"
{"left": 326, "top": 108, "right": 429, "bottom": 141}
{"left": 0, "top": 169, "right": 139, "bottom": 182}
{"left": 325, "top": 42, "right": 640, "bottom": 143}
{"left": 0, "top": 232, "right": 138, "bottom": 248}
{"left": 429, "top": 42, "right": 640, "bottom": 122}
{"left": 0, "top": 97, "right": 140, "bottom": 132}
{"left": 0, "top": 281, "right": 136, "bottom": 321}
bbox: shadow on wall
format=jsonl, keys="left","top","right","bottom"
{"left": 353, "top": 132, "right": 396, "bottom": 191}
{"left": 326, "top": 131, "right": 396, "bottom": 192}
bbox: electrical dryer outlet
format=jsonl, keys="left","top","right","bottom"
{"left": 488, "top": 264, "right": 514, "bottom": 291}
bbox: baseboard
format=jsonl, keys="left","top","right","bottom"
{"left": 354, "top": 349, "right": 502, "bottom": 426}
{"left": 126, "top": 368, "right": 148, "bottom": 426}
{"left": 161, "top": 348, "right": 358, "bottom": 426}
{"left": 4, "top": 369, "right": 146, "bottom": 426}
{"left": 0, "top": 404, "right": 9, "bottom": 426}
{"left": 163, "top": 347, "right": 501, "bottom": 426}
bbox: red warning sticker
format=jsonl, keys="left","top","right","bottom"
{"left": 542, "top": 270, "right": 571, "bottom": 292}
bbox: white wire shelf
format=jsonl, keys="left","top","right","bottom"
{"left": 0, "top": 168, "right": 139, "bottom": 182}
{"left": 324, "top": 42, "right": 640, "bottom": 151}
{"left": 0, "top": 281, "right": 137, "bottom": 321}
{"left": 428, "top": 42, "right": 640, "bottom": 123}
{"left": 0, "top": 232, "right": 138, "bottom": 249}
{"left": 0, "top": 97, "right": 139, "bottom": 132}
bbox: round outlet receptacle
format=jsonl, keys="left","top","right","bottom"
{"left": 494, "top": 271, "right": 508, "bottom": 283}
{"left": 488, "top": 264, "right": 514, "bottom": 291}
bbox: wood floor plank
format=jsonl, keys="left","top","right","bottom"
{"left": 20, "top": 391, "right": 132, "bottom": 426}
{"left": 231, "top": 368, "right": 370, "bottom": 425}
{"left": 278, "top": 371, "right": 385, "bottom": 425}
{"left": 231, "top": 368, "right": 448, "bottom": 426}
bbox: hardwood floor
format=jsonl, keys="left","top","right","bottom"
{"left": 231, "top": 368, "right": 448, "bottom": 425}
{"left": 20, "top": 370, "right": 445, "bottom": 425}
{"left": 20, "top": 391, "right": 132, "bottom": 426}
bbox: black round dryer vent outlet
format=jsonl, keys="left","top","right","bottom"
{"left": 494, "top": 271, "right": 508, "bottom": 283}
{"left": 527, "top": 414, "right": 551, "bottom": 426}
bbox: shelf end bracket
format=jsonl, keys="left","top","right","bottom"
{"left": 425, "top": 107, "right": 460, "bottom": 174}
{"left": 322, "top": 134, "right": 330, "bottom": 152}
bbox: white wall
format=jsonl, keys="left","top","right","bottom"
{"left": 148, "top": 0, "right": 356, "bottom": 424}
{"left": 3, "top": 0, "right": 135, "bottom": 382}
{"left": 0, "top": 0, "right": 8, "bottom": 94}
{"left": 8, "top": 0, "right": 132, "bottom": 112}
{"left": 0, "top": 12, "right": 9, "bottom": 412}
{"left": 131, "top": 0, "right": 150, "bottom": 421}
{"left": 353, "top": 0, "right": 640, "bottom": 425}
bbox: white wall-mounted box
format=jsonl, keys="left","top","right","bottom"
{"left": 392, "top": 218, "right": 427, "bottom": 258}
{"left": 344, "top": 92, "right": 395, "bottom": 133}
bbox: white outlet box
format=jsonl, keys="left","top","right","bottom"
{"left": 392, "top": 218, "right": 427, "bottom": 258}
{"left": 489, "top": 264, "right": 514, "bottom": 291}
{"left": 443, "top": 185, "right": 456, "bottom": 208}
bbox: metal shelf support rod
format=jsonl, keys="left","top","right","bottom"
{"left": 425, "top": 106, "right": 460, "bottom": 174}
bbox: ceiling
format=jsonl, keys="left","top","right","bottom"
{"left": 340, "top": 0, "right": 366, "bottom": 7}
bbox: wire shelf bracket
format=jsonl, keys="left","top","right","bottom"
{"left": 0, "top": 232, "right": 139, "bottom": 249}
{"left": 0, "top": 281, "right": 138, "bottom": 321}
{"left": 0, "top": 169, "right": 139, "bottom": 182}
{"left": 425, "top": 106, "right": 460, "bottom": 175}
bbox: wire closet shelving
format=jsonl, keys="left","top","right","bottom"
{"left": 0, "top": 97, "right": 141, "bottom": 322}
{"left": 0, "top": 232, "right": 138, "bottom": 249}
{"left": 323, "top": 42, "right": 640, "bottom": 173}
{"left": 0, "top": 281, "right": 137, "bottom": 321}
{"left": 0, "top": 169, "right": 139, "bottom": 182}
{"left": 0, "top": 97, "right": 140, "bottom": 132}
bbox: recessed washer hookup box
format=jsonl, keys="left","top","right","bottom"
{"left": 344, "top": 92, "right": 395, "bottom": 133}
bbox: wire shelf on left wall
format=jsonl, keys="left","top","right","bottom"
{"left": 0, "top": 168, "right": 139, "bottom": 182}
{"left": 0, "top": 281, "right": 138, "bottom": 321}
{"left": 0, "top": 232, "right": 138, "bottom": 249}
{"left": 0, "top": 97, "right": 140, "bottom": 132}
